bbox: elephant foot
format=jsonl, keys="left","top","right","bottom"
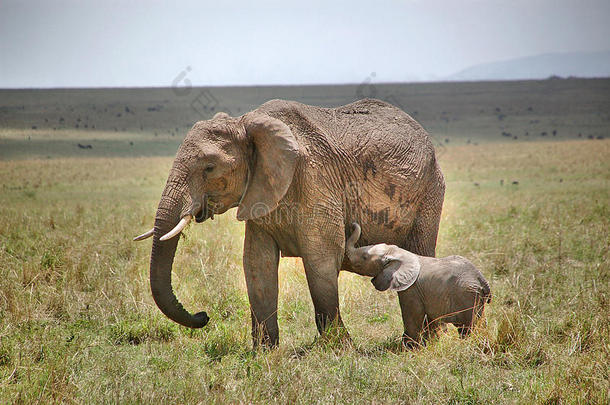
{"left": 401, "top": 332, "right": 425, "bottom": 350}
{"left": 252, "top": 338, "right": 279, "bottom": 350}
{"left": 320, "top": 328, "right": 351, "bottom": 346}
{"left": 316, "top": 320, "right": 351, "bottom": 349}
{"left": 251, "top": 323, "right": 279, "bottom": 350}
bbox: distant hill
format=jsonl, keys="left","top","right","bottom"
{"left": 447, "top": 50, "right": 610, "bottom": 81}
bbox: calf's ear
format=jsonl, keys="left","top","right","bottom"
{"left": 372, "top": 252, "right": 421, "bottom": 292}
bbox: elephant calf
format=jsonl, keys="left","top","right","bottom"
{"left": 346, "top": 223, "right": 491, "bottom": 346}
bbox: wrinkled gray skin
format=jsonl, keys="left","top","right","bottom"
{"left": 346, "top": 223, "right": 491, "bottom": 346}
{"left": 141, "top": 98, "right": 445, "bottom": 347}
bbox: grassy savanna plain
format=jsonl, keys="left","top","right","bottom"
{"left": 0, "top": 79, "right": 609, "bottom": 403}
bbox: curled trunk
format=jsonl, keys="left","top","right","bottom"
{"left": 345, "top": 223, "right": 362, "bottom": 263}
{"left": 149, "top": 169, "right": 209, "bottom": 328}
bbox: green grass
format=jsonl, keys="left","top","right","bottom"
{"left": 1, "top": 140, "right": 607, "bottom": 403}
{"left": 0, "top": 81, "right": 609, "bottom": 403}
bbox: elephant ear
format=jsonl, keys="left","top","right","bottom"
{"left": 237, "top": 113, "right": 299, "bottom": 221}
{"left": 373, "top": 251, "right": 421, "bottom": 292}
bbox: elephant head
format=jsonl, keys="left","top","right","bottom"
{"left": 134, "top": 111, "right": 299, "bottom": 328}
{"left": 346, "top": 223, "right": 420, "bottom": 292}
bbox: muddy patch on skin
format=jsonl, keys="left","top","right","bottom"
{"left": 362, "top": 158, "right": 377, "bottom": 179}
{"left": 384, "top": 183, "right": 396, "bottom": 199}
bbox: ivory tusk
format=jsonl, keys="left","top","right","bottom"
{"left": 133, "top": 228, "right": 154, "bottom": 241}
{"left": 160, "top": 215, "right": 192, "bottom": 241}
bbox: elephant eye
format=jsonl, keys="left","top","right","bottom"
{"left": 204, "top": 164, "right": 215, "bottom": 173}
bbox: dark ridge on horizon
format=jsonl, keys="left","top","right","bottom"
{"left": 2, "top": 75, "right": 610, "bottom": 92}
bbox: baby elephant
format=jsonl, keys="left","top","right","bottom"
{"left": 346, "top": 223, "right": 491, "bottom": 346}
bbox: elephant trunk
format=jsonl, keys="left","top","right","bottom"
{"left": 149, "top": 170, "right": 209, "bottom": 328}
{"left": 346, "top": 222, "right": 362, "bottom": 262}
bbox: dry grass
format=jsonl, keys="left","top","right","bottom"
{"left": 0, "top": 139, "right": 608, "bottom": 403}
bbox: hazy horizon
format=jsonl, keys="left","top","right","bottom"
{"left": 1, "top": 0, "right": 610, "bottom": 88}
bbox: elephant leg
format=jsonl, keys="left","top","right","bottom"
{"left": 472, "top": 295, "right": 486, "bottom": 323}
{"left": 456, "top": 300, "right": 482, "bottom": 338}
{"left": 423, "top": 319, "right": 442, "bottom": 341}
{"left": 398, "top": 288, "right": 426, "bottom": 348}
{"left": 243, "top": 221, "right": 280, "bottom": 348}
{"left": 405, "top": 181, "right": 444, "bottom": 258}
{"left": 302, "top": 254, "right": 347, "bottom": 339}
{"left": 399, "top": 182, "right": 444, "bottom": 343}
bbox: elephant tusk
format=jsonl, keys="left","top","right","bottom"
{"left": 160, "top": 215, "right": 192, "bottom": 241}
{"left": 133, "top": 228, "right": 154, "bottom": 241}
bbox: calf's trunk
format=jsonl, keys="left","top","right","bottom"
{"left": 346, "top": 223, "right": 362, "bottom": 262}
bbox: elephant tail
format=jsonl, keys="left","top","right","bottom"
{"left": 479, "top": 274, "right": 492, "bottom": 303}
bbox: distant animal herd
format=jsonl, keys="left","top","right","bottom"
{"left": 20, "top": 101, "right": 608, "bottom": 149}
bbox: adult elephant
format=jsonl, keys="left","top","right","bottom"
{"left": 134, "top": 98, "right": 445, "bottom": 347}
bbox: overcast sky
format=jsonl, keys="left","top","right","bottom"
{"left": 1, "top": 0, "right": 609, "bottom": 88}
